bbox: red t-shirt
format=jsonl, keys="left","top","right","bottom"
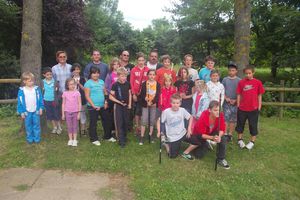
{"left": 156, "top": 67, "right": 177, "bottom": 86}
{"left": 193, "top": 110, "right": 226, "bottom": 136}
{"left": 194, "top": 94, "right": 202, "bottom": 113}
{"left": 236, "top": 78, "right": 265, "bottom": 111}
{"left": 130, "top": 66, "right": 149, "bottom": 95}
{"left": 158, "top": 86, "right": 177, "bottom": 111}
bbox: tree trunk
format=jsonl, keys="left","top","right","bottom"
{"left": 234, "top": 0, "right": 251, "bottom": 77}
{"left": 20, "top": 0, "right": 43, "bottom": 85}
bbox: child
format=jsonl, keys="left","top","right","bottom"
{"left": 139, "top": 69, "right": 161, "bottom": 145}
{"left": 160, "top": 93, "right": 192, "bottom": 158}
{"left": 71, "top": 63, "right": 87, "bottom": 135}
{"left": 109, "top": 67, "right": 132, "bottom": 148}
{"left": 175, "top": 67, "right": 195, "bottom": 114}
{"left": 41, "top": 67, "right": 61, "bottom": 134}
{"left": 156, "top": 55, "right": 177, "bottom": 86}
{"left": 207, "top": 69, "right": 225, "bottom": 105}
{"left": 191, "top": 80, "right": 209, "bottom": 129}
{"left": 182, "top": 54, "right": 199, "bottom": 81}
{"left": 198, "top": 55, "right": 215, "bottom": 83}
{"left": 17, "top": 72, "right": 44, "bottom": 144}
{"left": 130, "top": 52, "right": 149, "bottom": 136}
{"left": 105, "top": 58, "right": 120, "bottom": 93}
{"left": 84, "top": 67, "right": 111, "bottom": 146}
{"left": 182, "top": 101, "right": 230, "bottom": 169}
{"left": 236, "top": 66, "right": 265, "bottom": 150}
{"left": 62, "top": 78, "right": 82, "bottom": 147}
{"left": 222, "top": 62, "right": 241, "bottom": 141}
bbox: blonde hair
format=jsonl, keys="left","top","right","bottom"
{"left": 109, "top": 57, "right": 121, "bottom": 72}
{"left": 117, "top": 67, "right": 128, "bottom": 76}
{"left": 21, "top": 71, "right": 34, "bottom": 82}
{"left": 195, "top": 80, "right": 207, "bottom": 92}
{"left": 163, "top": 73, "right": 173, "bottom": 83}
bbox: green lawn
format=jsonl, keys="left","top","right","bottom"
{"left": 0, "top": 116, "right": 299, "bottom": 200}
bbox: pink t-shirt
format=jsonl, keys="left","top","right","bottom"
{"left": 62, "top": 90, "right": 81, "bottom": 112}
{"left": 111, "top": 71, "right": 118, "bottom": 85}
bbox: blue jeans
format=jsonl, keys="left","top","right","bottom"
{"left": 24, "top": 112, "right": 41, "bottom": 143}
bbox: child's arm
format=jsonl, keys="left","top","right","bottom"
{"left": 37, "top": 87, "right": 44, "bottom": 115}
{"left": 128, "top": 89, "right": 132, "bottom": 109}
{"left": 109, "top": 90, "right": 126, "bottom": 106}
{"left": 17, "top": 89, "right": 26, "bottom": 118}
{"left": 61, "top": 95, "right": 65, "bottom": 120}
{"left": 258, "top": 94, "right": 262, "bottom": 111}
{"left": 77, "top": 93, "right": 82, "bottom": 120}
{"left": 103, "top": 87, "right": 108, "bottom": 109}
{"left": 236, "top": 94, "right": 240, "bottom": 108}
{"left": 84, "top": 88, "right": 99, "bottom": 110}
{"left": 186, "top": 115, "right": 193, "bottom": 138}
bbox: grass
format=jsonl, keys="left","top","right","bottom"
{"left": 0, "top": 116, "right": 300, "bottom": 200}
{"left": 13, "top": 184, "right": 31, "bottom": 191}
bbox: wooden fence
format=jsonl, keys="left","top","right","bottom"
{"left": 1, "top": 79, "right": 300, "bottom": 118}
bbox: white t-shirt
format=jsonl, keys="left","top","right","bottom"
{"left": 188, "top": 68, "right": 199, "bottom": 81}
{"left": 146, "top": 61, "right": 158, "bottom": 70}
{"left": 207, "top": 81, "right": 225, "bottom": 105}
{"left": 161, "top": 107, "right": 191, "bottom": 142}
{"left": 23, "top": 87, "right": 37, "bottom": 112}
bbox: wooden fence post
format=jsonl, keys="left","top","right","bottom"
{"left": 279, "top": 80, "right": 285, "bottom": 118}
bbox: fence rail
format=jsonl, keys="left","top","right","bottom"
{"left": 0, "top": 79, "right": 299, "bottom": 118}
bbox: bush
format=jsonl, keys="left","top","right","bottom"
{"left": 0, "top": 104, "right": 17, "bottom": 119}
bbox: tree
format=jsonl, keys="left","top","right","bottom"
{"left": 20, "top": 0, "right": 42, "bottom": 83}
{"left": 233, "top": 0, "right": 251, "bottom": 76}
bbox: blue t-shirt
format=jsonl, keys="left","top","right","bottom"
{"left": 43, "top": 79, "right": 55, "bottom": 101}
{"left": 198, "top": 67, "right": 212, "bottom": 83}
{"left": 84, "top": 79, "right": 105, "bottom": 107}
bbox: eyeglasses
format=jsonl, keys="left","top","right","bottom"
{"left": 122, "top": 54, "right": 129, "bottom": 57}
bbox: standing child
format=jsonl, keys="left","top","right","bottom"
{"left": 41, "top": 67, "right": 61, "bottom": 134}
{"left": 84, "top": 67, "right": 111, "bottom": 146}
{"left": 105, "top": 58, "right": 120, "bottom": 93}
{"left": 160, "top": 93, "right": 193, "bottom": 158}
{"left": 62, "top": 78, "right": 81, "bottom": 146}
{"left": 182, "top": 54, "right": 199, "bottom": 81}
{"left": 71, "top": 63, "right": 87, "bottom": 135}
{"left": 156, "top": 55, "right": 177, "bottom": 86}
{"left": 139, "top": 69, "right": 161, "bottom": 145}
{"left": 236, "top": 66, "right": 265, "bottom": 150}
{"left": 207, "top": 69, "right": 225, "bottom": 105}
{"left": 222, "top": 62, "right": 241, "bottom": 141}
{"left": 17, "top": 72, "right": 44, "bottom": 144}
{"left": 130, "top": 52, "right": 149, "bottom": 136}
{"left": 175, "top": 67, "right": 195, "bottom": 114}
{"left": 109, "top": 67, "right": 132, "bottom": 148}
{"left": 198, "top": 55, "right": 215, "bottom": 83}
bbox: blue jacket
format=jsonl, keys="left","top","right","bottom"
{"left": 17, "top": 86, "right": 44, "bottom": 115}
{"left": 192, "top": 91, "right": 210, "bottom": 119}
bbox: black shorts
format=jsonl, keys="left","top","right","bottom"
{"left": 235, "top": 109, "right": 259, "bottom": 136}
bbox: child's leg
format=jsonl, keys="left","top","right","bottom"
{"left": 51, "top": 120, "right": 56, "bottom": 128}
{"left": 100, "top": 108, "right": 113, "bottom": 139}
{"left": 80, "top": 105, "right": 87, "bottom": 128}
{"left": 88, "top": 108, "right": 99, "bottom": 142}
{"left": 235, "top": 109, "right": 247, "bottom": 139}
{"left": 114, "top": 104, "right": 124, "bottom": 144}
{"left": 248, "top": 110, "right": 259, "bottom": 142}
{"left": 72, "top": 112, "right": 79, "bottom": 140}
{"left": 149, "top": 107, "right": 156, "bottom": 136}
{"left": 32, "top": 112, "right": 41, "bottom": 143}
{"left": 24, "top": 112, "right": 34, "bottom": 143}
{"left": 229, "top": 122, "right": 236, "bottom": 135}
{"left": 183, "top": 145, "right": 198, "bottom": 154}
{"left": 169, "top": 139, "right": 182, "bottom": 158}
{"left": 65, "top": 112, "right": 73, "bottom": 141}
{"left": 140, "top": 107, "right": 148, "bottom": 138}
{"left": 183, "top": 134, "right": 201, "bottom": 154}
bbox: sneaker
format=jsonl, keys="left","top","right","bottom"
{"left": 107, "top": 137, "right": 117, "bottom": 142}
{"left": 67, "top": 140, "right": 73, "bottom": 146}
{"left": 51, "top": 127, "right": 57, "bottom": 134}
{"left": 72, "top": 140, "right": 78, "bottom": 147}
{"left": 150, "top": 134, "right": 155, "bottom": 143}
{"left": 225, "top": 134, "right": 233, "bottom": 142}
{"left": 139, "top": 137, "right": 143, "bottom": 145}
{"left": 92, "top": 140, "right": 101, "bottom": 146}
{"left": 238, "top": 139, "right": 246, "bottom": 149}
{"left": 182, "top": 153, "right": 194, "bottom": 160}
{"left": 207, "top": 140, "right": 216, "bottom": 150}
{"left": 56, "top": 127, "right": 62, "bottom": 135}
{"left": 246, "top": 141, "right": 254, "bottom": 150}
{"left": 217, "top": 159, "right": 230, "bottom": 169}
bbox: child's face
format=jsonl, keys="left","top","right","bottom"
{"left": 210, "top": 73, "right": 219, "bottom": 83}
{"left": 137, "top": 57, "right": 145, "bottom": 67}
{"left": 68, "top": 80, "right": 76, "bottom": 91}
{"left": 91, "top": 72, "right": 100, "bottom": 80}
{"left": 148, "top": 71, "right": 156, "bottom": 81}
{"left": 210, "top": 106, "right": 220, "bottom": 118}
{"left": 118, "top": 74, "right": 127, "bottom": 83}
{"left": 23, "top": 78, "right": 34, "bottom": 87}
{"left": 112, "top": 62, "right": 120, "bottom": 71}
{"left": 57, "top": 53, "right": 67, "bottom": 64}
{"left": 184, "top": 57, "right": 193, "bottom": 68}
{"left": 43, "top": 72, "right": 52, "bottom": 80}
{"left": 244, "top": 69, "right": 254, "bottom": 79}
{"left": 165, "top": 79, "right": 171, "bottom": 87}
{"left": 228, "top": 67, "right": 237, "bottom": 77}
{"left": 73, "top": 67, "right": 81, "bottom": 76}
{"left": 171, "top": 98, "right": 181, "bottom": 110}
{"left": 206, "top": 60, "right": 215, "bottom": 70}
{"left": 181, "top": 69, "right": 188, "bottom": 80}
{"left": 163, "top": 59, "right": 171, "bottom": 68}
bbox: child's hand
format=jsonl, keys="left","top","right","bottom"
{"left": 93, "top": 106, "right": 100, "bottom": 111}
{"left": 145, "top": 97, "right": 148, "bottom": 101}
{"left": 157, "top": 132, "right": 161, "bottom": 138}
{"left": 147, "top": 102, "right": 152, "bottom": 106}
{"left": 104, "top": 103, "right": 108, "bottom": 110}
{"left": 230, "top": 99, "right": 236, "bottom": 105}
{"left": 128, "top": 104, "right": 131, "bottom": 109}
{"left": 213, "top": 135, "right": 221, "bottom": 143}
{"left": 21, "top": 113, "right": 25, "bottom": 119}
{"left": 77, "top": 114, "right": 80, "bottom": 120}
{"left": 62, "top": 115, "right": 65, "bottom": 120}
{"left": 39, "top": 109, "right": 43, "bottom": 115}
{"left": 133, "top": 95, "right": 137, "bottom": 102}
{"left": 186, "top": 130, "right": 192, "bottom": 138}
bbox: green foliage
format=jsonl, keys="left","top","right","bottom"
{"left": 0, "top": 104, "right": 17, "bottom": 118}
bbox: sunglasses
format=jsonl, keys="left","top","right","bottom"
{"left": 122, "top": 54, "right": 129, "bottom": 57}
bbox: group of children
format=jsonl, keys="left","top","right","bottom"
{"left": 17, "top": 52, "right": 265, "bottom": 169}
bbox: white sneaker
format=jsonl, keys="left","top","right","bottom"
{"left": 92, "top": 140, "right": 101, "bottom": 146}
{"left": 238, "top": 140, "right": 246, "bottom": 149}
{"left": 246, "top": 141, "right": 254, "bottom": 150}
{"left": 56, "top": 127, "right": 62, "bottom": 135}
{"left": 67, "top": 140, "right": 73, "bottom": 146}
{"left": 72, "top": 140, "right": 78, "bottom": 147}
{"left": 139, "top": 142, "right": 143, "bottom": 146}
{"left": 51, "top": 127, "right": 57, "bottom": 134}
{"left": 107, "top": 137, "right": 117, "bottom": 142}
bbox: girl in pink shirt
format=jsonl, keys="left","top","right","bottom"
{"left": 62, "top": 78, "right": 82, "bottom": 147}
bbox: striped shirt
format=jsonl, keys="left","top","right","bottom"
{"left": 52, "top": 63, "right": 72, "bottom": 93}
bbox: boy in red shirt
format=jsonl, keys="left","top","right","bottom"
{"left": 236, "top": 66, "right": 265, "bottom": 150}
{"left": 156, "top": 55, "right": 176, "bottom": 86}
{"left": 130, "top": 52, "right": 149, "bottom": 135}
